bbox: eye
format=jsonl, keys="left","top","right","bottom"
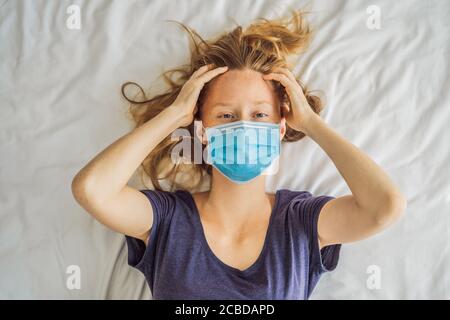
{"left": 218, "top": 113, "right": 235, "bottom": 119}
{"left": 254, "top": 112, "right": 269, "bottom": 118}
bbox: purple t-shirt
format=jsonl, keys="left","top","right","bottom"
{"left": 125, "top": 188, "right": 341, "bottom": 300}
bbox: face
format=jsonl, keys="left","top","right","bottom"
{"left": 199, "top": 68, "right": 286, "bottom": 142}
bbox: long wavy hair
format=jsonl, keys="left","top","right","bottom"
{"left": 121, "top": 8, "right": 326, "bottom": 192}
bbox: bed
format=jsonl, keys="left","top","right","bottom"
{"left": 0, "top": 0, "right": 449, "bottom": 299}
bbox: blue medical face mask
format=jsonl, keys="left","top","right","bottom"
{"left": 205, "top": 120, "right": 281, "bottom": 184}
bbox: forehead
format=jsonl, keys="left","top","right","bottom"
{"left": 203, "top": 68, "right": 278, "bottom": 107}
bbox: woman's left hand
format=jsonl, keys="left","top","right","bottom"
{"left": 262, "top": 67, "right": 317, "bottom": 133}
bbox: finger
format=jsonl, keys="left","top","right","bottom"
{"left": 262, "top": 72, "right": 296, "bottom": 95}
{"left": 264, "top": 70, "right": 297, "bottom": 86}
{"left": 191, "top": 64, "right": 215, "bottom": 79}
{"left": 195, "top": 66, "right": 228, "bottom": 84}
{"left": 271, "top": 67, "right": 298, "bottom": 83}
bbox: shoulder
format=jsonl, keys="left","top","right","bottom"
{"left": 275, "top": 188, "right": 314, "bottom": 207}
{"left": 276, "top": 188, "right": 333, "bottom": 201}
{"left": 275, "top": 188, "right": 335, "bottom": 218}
{"left": 138, "top": 188, "right": 195, "bottom": 212}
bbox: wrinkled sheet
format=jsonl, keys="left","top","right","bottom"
{"left": 1, "top": 0, "right": 449, "bottom": 299}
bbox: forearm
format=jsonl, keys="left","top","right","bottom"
{"left": 72, "top": 106, "right": 184, "bottom": 202}
{"left": 303, "top": 113, "right": 405, "bottom": 215}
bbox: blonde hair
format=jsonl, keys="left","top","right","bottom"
{"left": 122, "top": 8, "right": 326, "bottom": 192}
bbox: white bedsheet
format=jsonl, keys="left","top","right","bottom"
{"left": 1, "top": 0, "right": 449, "bottom": 299}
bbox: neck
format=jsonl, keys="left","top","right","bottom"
{"left": 203, "top": 168, "right": 272, "bottom": 227}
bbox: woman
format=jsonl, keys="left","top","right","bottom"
{"left": 72, "top": 10, "right": 406, "bottom": 299}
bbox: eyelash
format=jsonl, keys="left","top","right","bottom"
{"left": 218, "top": 112, "right": 268, "bottom": 119}
{"left": 219, "top": 113, "right": 235, "bottom": 119}
{"left": 255, "top": 112, "right": 268, "bottom": 118}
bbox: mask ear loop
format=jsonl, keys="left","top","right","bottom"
{"left": 194, "top": 120, "right": 208, "bottom": 145}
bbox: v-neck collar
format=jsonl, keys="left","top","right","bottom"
{"left": 183, "top": 189, "right": 281, "bottom": 276}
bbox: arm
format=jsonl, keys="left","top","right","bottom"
{"left": 71, "top": 64, "right": 229, "bottom": 244}
{"left": 303, "top": 114, "right": 407, "bottom": 249}
{"left": 71, "top": 106, "right": 186, "bottom": 242}
{"left": 262, "top": 67, "right": 407, "bottom": 250}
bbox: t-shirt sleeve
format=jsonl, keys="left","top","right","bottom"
{"left": 294, "top": 193, "right": 342, "bottom": 274}
{"left": 124, "top": 189, "right": 174, "bottom": 278}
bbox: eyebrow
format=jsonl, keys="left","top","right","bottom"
{"left": 212, "top": 101, "right": 273, "bottom": 108}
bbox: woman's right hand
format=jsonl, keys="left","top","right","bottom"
{"left": 170, "top": 64, "right": 229, "bottom": 127}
